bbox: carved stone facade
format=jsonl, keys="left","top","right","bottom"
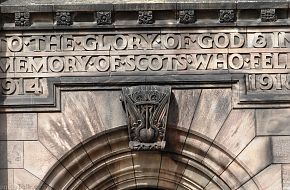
{"left": 1, "top": 0, "right": 290, "bottom": 190}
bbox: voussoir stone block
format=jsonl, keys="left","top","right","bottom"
{"left": 189, "top": 89, "right": 232, "bottom": 140}
{"left": 168, "top": 89, "right": 201, "bottom": 129}
{"left": 214, "top": 109, "right": 255, "bottom": 157}
{"left": 236, "top": 137, "right": 272, "bottom": 177}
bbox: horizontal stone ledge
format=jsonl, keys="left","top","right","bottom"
{"left": 0, "top": 0, "right": 290, "bottom": 13}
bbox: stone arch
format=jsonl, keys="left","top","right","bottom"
{"left": 38, "top": 125, "right": 261, "bottom": 190}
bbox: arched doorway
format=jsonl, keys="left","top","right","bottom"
{"left": 38, "top": 125, "right": 261, "bottom": 190}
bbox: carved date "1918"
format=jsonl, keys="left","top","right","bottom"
{"left": 0, "top": 78, "right": 43, "bottom": 95}
{"left": 248, "top": 73, "right": 290, "bottom": 91}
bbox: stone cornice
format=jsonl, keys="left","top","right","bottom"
{"left": 0, "top": 1, "right": 290, "bottom": 30}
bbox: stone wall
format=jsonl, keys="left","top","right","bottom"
{"left": 1, "top": 0, "right": 290, "bottom": 189}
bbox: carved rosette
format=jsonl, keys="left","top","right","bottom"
{"left": 219, "top": 10, "right": 235, "bottom": 23}
{"left": 138, "top": 11, "right": 154, "bottom": 24}
{"left": 56, "top": 12, "right": 73, "bottom": 26}
{"left": 96, "top": 11, "right": 112, "bottom": 25}
{"left": 179, "top": 10, "right": 196, "bottom": 24}
{"left": 121, "top": 86, "right": 171, "bottom": 150}
{"left": 15, "top": 12, "right": 31, "bottom": 27}
{"left": 261, "top": 9, "right": 277, "bottom": 22}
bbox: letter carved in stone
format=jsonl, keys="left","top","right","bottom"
{"left": 121, "top": 86, "right": 171, "bottom": 150}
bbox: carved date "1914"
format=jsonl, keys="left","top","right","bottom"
{"left": 0, "top": 78, "right": 43, "bottom": 95}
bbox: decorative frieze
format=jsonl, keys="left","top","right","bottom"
{"left": 121, "top": 86, "right": 171, "bottom": 150}
{"left": 219, "top": 10, "right": 235, "bottom": 23}
{"left": 15, "top": 12, "right": 31, "bottom": 27}
{"left": 179, "top": 10, "right": 196, "bottom": 24}
{"left": 55, "top": 12, "right": 73, "bottom": 26}
{"left": 138, "top": 11, "right": 154, "bottom": 24}
{"left": 96, "top": 11, "right": 112, "bottom": 25}
{"left": 261, "top": 9, "right": 277, "bottom": 22}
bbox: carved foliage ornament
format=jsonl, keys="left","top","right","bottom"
{"left": 219, "top": 10, "right": 235, "bottom": 23}
{"left": 261, "top": 9, "right": 277, "bottom": 22}
{"left": 138, "top": 11, "right": 154, "bottom": 24}
{"left": 96, "top": 11, "right": 112, "bottom": 25}
{"left": 15, "top": 12, "right": 31, "bottom": 27}
{"left": 179, "top": 10, "right": 196, "bottom": 24}
{"left": 56, "top": 12, "right": 73, "bottom": 26}
{"left": 121, "top": 86, "right": 171, "bottom": 150}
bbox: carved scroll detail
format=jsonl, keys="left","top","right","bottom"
{"left": 121, "top": 86, "right": 171, "bottom": 150}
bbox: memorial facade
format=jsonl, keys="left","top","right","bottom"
{"left": 0, "top": 0, "right": 290, "bottom": 189}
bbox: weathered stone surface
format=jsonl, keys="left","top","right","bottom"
{"left": 203, "top": 145, "right": 233, "bottom": 175}
{"left": 132, "top": 151, "right": 161, "bottom": 178}
{"left": 236, "top": 137, "right": 272, "bottom": 177}
{"left": 182, "top": 132, "right": 212, "bottom": 162}
{"left": 0, "top": 169, "right": 13, "bottom": 190}
{"left": 106, "top": 152, "right": 135, "bottom": 186}
{"left": 0, "top": 141, "right": 23, "bottom": 168}
{"left": 214, "top": 109, "right": 255, "bottom": 156}
{"left": 255, "top": 164, "right": 282, "bottom": 190}
{"left": 256, "top": 109, "right": 290, "bottom": 135}
{"left": 38, "top": 91, "right": 126, "bottom": 159}
{"left": 168, "top": 89, "right": 201, "bottom": 130}
{"left": 189, "top": 89, "right": 232, "bottom": 140}
{"left": 158, "top": 154, "right": 187, "bottom": 189}
{"left": 220, "top": 160, "right": 250, "bottom": 189}
{"left": 179, "top": 160, "right": 212, "bottom": 189}
{"left": 283, "top": 164, "right": 290, "bottom": 190}
{"left": 60, "top": 145, "right": 93, "bottom": 179}
{"left": 0, "top": 113, "right": 37, "bottom": 140}
{"left": 14, "top": 169, "right": 43, "bottom": 190}
{"left": 24, "top": 141, "right": 58, "bottom": 180}
{"left": 272, "top": 136, "right": 290, "bottom": 163}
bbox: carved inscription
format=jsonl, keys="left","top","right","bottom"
{"left": 0, "top": 30, "right": 290, "bottom": 97}
{"left": 0, "top": 78, "right": 43, "bottom": 95}
{"left": 248, "top": 74, "right": 290, "bottom": 91}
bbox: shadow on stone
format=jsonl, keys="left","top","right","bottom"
{"left": 0, "top": 31, "right": 8, "bottom": 190}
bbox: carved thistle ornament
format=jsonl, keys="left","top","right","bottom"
{"left": 121, "top": 86, "right": 171, "bottom": 150}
